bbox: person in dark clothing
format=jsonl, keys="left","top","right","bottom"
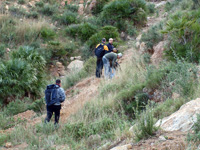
{"left": 95, "top": 38, "right": 109, "bottom": 78}
{"left": 45, "top": 79, "right": 66, "bottom": 125}
{"left": 105, "top": 38, "right": 118, "bottom": 54}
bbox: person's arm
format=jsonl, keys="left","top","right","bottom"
{"left": 58, "top": 88, "right": 66, "bottom": 102}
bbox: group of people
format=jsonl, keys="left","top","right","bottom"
{"left": 45, "top": 38, "right": 122, "bottom": 125}
{"left": 95, "top": 38, "right": 122, "bottom": 79}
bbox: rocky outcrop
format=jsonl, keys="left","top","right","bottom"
{"left": 155, "top": 98, "right": 200, "bottom": 132}
{"left": 110, "top": 144, "right": 133, "bottom": 150}
{"left": 67, "top": 60, "right": 84, "bottom": 71}
{"left": 151, "top": 41, "right": 166, "bottom": 65}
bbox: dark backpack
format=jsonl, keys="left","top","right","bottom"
{"left": 45, "top": 84, "right": 59, "bottom": 106}
{"left": 95, "top": 44, "right": 104, "bottom": 58}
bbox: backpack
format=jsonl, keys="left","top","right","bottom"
{"left": 45, "top": 84, "right": 59, "bottom": 106}
{"left": 95, "top": 44, "right": 104, "bottom": 58}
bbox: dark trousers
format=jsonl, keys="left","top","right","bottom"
{"left": 96, "top": 57, "right": 103, "bottom": 78}
{"left": 45, "top": 105, "right": 61, "bottom": 124}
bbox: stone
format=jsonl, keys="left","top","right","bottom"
{"left": 87, "top": 134, "right": 101, "bottom": 147}
{"left": 151, "top": 41, "right": 166, "bottom": 65}
{"left": 5, "top": 142, "right": 12, "bottom": 148}
{"left": 155, "top": 98, "right": 200, "bottom": 132}
{"left": 70, "top": 57, "right": 75, "bottom": 61}
{"left": 139, "top": 42, "right": 146, "bottom": 53}
{"left": 56, "top": 62, "right": 64, "bottom": 68}
{"left": 28, "top": 2, "right": 35, "bottom": 7}
{"left": 120, "top": 32, "right": 126, "bottom": 39}
{"left": 159, "top": 136, "right": 166, "bottom": 141}
{"left": 5, "top": 5, "right": 9, "bottom": 10}
{"left": 6, "top": 48, "right": 10, "bottom": 53}
{"left": 110, "top": 144, "right": 132, "bottom": 150}
{"left": 155, "top": 1, "right": 167, "bottom": 8}
{"left": 67, "top": 60, "right": 84, "bottom": 71}
{"left": 89, "top": 0, "right": 96, "bottom": 11}
{"left": 136, "top": 34, "right": 142, "bottom": 42}
{"left": 172, "top": 92, "right": 180, "bottom": 99}
{"left": 135, "top": 42, "right": 140, "bottom": 49}
{"left": 53, "top": 72, "right": 60, "bottom": 77}
{"left": 75, "top": 56, "right": 81, "bottom": 60}
{"left": 78, "top": 4, "right": 84, "bottom": 15}
{"left": 58, "top": 70, "right": 66, "bottom": 76}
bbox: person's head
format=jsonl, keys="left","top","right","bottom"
{"left": 109, "top": 38, "right": 113, "bottom": 44}
{"left": 102, "top": 38, "right": 106, "bottom": 44}
{"left": 117, "top": 53, "right": 122, "bottom": 59}
{"left": 56, "top": 79, "right": 61, "bottom": 87}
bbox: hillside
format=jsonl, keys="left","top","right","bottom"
{"left": 0, "top": 0, "right": 200, "bottom": 149}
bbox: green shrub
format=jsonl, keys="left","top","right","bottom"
{"left": 187, "top": 114, "right": 200, "bottom": 143}
{"left": 134, "top": 105, "right": 157, "bottom": 141}
{"left": 140, "top": 23, "right": 164, "bottom": 51}
{"left": 83, "top": 57, "right": 97, "bottom": 74}
{"left": 4, "top": 99, "right": 28, "bottom": 116}
{"left": 0, "top": 113, "right": 15, "bottom": 130}
{"left": 9, "top": 6, "right": 27, "bottom": 17}
{"left": 163, "top": 9, "right": 200, "bottom": 63}
{"left": 41, "top": 27, "right": 56, "bottom": 40}
{"left": 26, "top": 11, "right": 39, "bottom": 19}
{"left": 91, "top": 0, "right": 109, "bottom": 15}
{"left": 0, "top": 46, "right": 46, "bottom": 102}
{"left": 66, "top": 23, "right": 97, "bottom": 42}
{"left": 53, "top": 11, "right": 78, "bottom": 25}
{"left": 35, "top": 1, "right": 44, "bottom": 7}
{"left": 101, "top": 0, "right": 147, "bottom": 30}
{"left": 40, "top": 4, "right": 58, "bottom": 16}
{"left": 0, "top": 44, "right": 6, "bottom": 58}
{"left": 18, "top": 0, "right": 26, "bottom": 4}
{"left": 28, "top": 98, "right": 45, "bottom": 112}
{"left": 0, "top": 134, "right": 10, "bottom": 146}
{"left": 65, "top": 4, "right": 79, "bottom": 12}
{"left": 147, "top": 3, "right": 155, "bottom": 14}
{"left": 87, "top": 25, "right": 120, "bottom": 49}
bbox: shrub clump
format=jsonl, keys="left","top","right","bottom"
{"left": 53, "top": 11, "right": 78, "bottom": 25}
{"left": 66, "top": 23, "right": 97, "bottom": 42}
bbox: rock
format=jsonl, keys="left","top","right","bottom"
{"left": 6, "top": 48, "right": 10, "bottom": 53}
{"left": 135, "top": 42, "right": 140, "bottom": 49}
{"left": 120, "top": 32, "right": 126, "bottom": 39}
{"left": 155, "top": 1, "right": 167, "bottom": 8}
{"left": 67, "top": 60, "right": 84, "bottom": 71}
{"left": 28, "top": 2, "right": 35, "bottom": 7}
{"left": 52, "top": 71, "right": 60, "bottom": 77}
{"left": 5, "top": 5, "right": 9, "bottom": 10}
{"left": 163, "top": 12, "right": 168, "bottom": 17}
{"left": 136, "top": 34, "right": 142, "bottom": 42}
{"left": 58, "top": 70, "right": 66, "bottom": 76}
{"left": 87, "top": 134, "right": 101, "bottom": 147}
{"left": 5, "top": 142, "right": 12, "bottom": 148}
{"left": 78, "top": 4, "right": 84, "bottom": 15}
{"left": 110, "top": 144, "right": 132, "bottom": 150}
{"left": 139, "top": 42, "right": 146, "bottom": 53}
{"left": 172, "top": 92, "right": 180, "bottom": 99}
{"left": 159, "top": 136, "right": 166, "bottom": 141}
{"left": 155, "top": 98, "right": 200, "bottom": 132}
{"left": 75, "top": 56, "right": 81, "bottom": 60}
{"left": 151, "top": 41, "right": 166, "bottom": 65}
{"left": 56, "top": 62, "right": 64, "bottom": 68}
{"left": 70, "top": 57, "right": 75, "bottom": 61}
{"left": 14, "top": 110, "right": 36, "bottom": 121}
{"left": 89, "top": 0, "right": 96, "bottom": 10}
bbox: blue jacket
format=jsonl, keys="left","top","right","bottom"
{"left": 105, "top": 43, "right": 114, "bottom": 54}
{"left": 45, "top": 84, "right": 66, "bottom": 106}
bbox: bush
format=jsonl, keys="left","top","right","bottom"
{"left": 134, "top": 105, "right": 157, "bottom": 141}
{"left": 147, "top": 3, "right": 155, "bottom": 14}
{"left": 39, "top": 4, "right": 58, "bottom": 16}
{"left": 53, "top": 11, "right": 78, "bottom": 25}
{"left": 18, "top": 0, "right": 26, "bottom": 4}
{"left": 91, "top": 0, "right": 109, "bottom": 15}
{"left": 101, "top": 0, "right": 147, "bottom": 30}
{"left": 9, "top": 6, "right": 27, "bottom": 17}
{"left": 0, "top": 46, "right": 46, "bottom": 102}
{"left": 26, "top": 11, "right": 39, "bottom": 19}
{"left": 28, "top": 98, "right": 45, "bottom": 112}
{"left": 87, "top": 26, "right": 120, "bottom": 49}
{"left": 140, "top": 23, "right": 164, "bottom": 51}
{"left": 0, "top": 134, "right": 10, "bottom": 146}
{"left": 35, "top": 1, "right": 44, "bottom": 7}
{"left": 66, "top": 23, "right": 97, "bottom": 42}
{"left": 163, "top": 9, "right": 200, "bottom": 63}
{"left": 65, "top": 4, "right": 79, "bottom": 12}
{"left": 187, "top": 114, "right": 200, "bottom": 143}
{"left": 0, "top": 44, "right": 6, "bottom": 58}
{"left": 41, "top": 27, "right": 56, "bottom": 40}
